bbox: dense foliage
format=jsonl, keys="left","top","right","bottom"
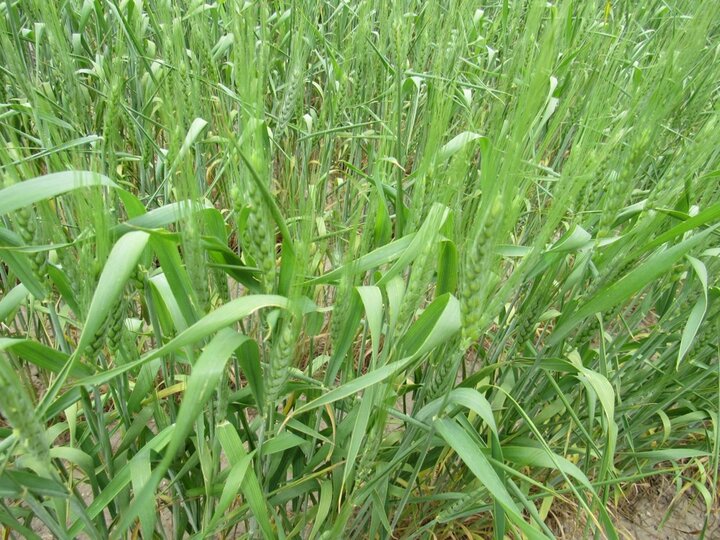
{"left": 0, "top": 1, "right": 719, "bottom": 538}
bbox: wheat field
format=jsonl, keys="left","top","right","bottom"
{"left": 0, "top": 1, "right": 719, "bottom": 538}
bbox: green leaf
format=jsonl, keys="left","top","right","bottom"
{"left": 629, "top": 449, "right": 709, "bottom": 461}
{"left": 577, "top": 366, "right": 616, "bottom": 428}
{"left": 436, "top": 239, "right": 458, "bottom": 295}
{"left": 39, "top": 231, "right": 149, "bottom": 415}
{"left": 0, "top": 229, "right": 47, "bottom": 298}
{"left": 216, "top": 422, "right": 275, "bottom": 539}
{"left": 550, "top": 227, "right": 718, "bottom": 344}
{"left": 547, "top": 225, "right": 592, "bottom": 253}
{"left": 677, "top": 256, "right": 708, "bottom": 366}
{"left": 47, "top": 264, "right": 82, "bottom": 315}
{"left": 130, "top": 452, "right": 155, "bottom": 539}
{"left": 292, "top": 358, "right": 413, "bottom": 418}
{"left": 398, "top": 293, "right": 461, "bottom": 358}
{"left": 638, "top": 201, "right": 720, "bottom": 255}
{"left": 67, "top": 426, "right": 174, "bottom": 537}
{"left": 501, "top": 446, "right": 593, "bottom": 490}
{"left": 343, "top": 386, "right": 374, "bottom": 490}
{"left": 49, "top": 447, "right": 96, "bottom": 485}
{"left": 292, "top": 295, "right": 460, "bottom": 420}
{"left": 307, "top": 234, "right": 416, "bottom": 285}
{"left": 112, "top": 199, "right": 214, "bottom": 235}
{"left": 262, "top": 432, "right": 310, "bottom": 455}
{"left": 169, "top": 117, "right": 208, "bottom": 173}
{"left": 207, "top": 452, "right": 254, "bottom": 530}
{"left": 237, "top": 338, "right": 264, "bottom": 409}
{"left": 0, "top": 171, "right": 117, "bottom": 216}
{"left": 0, "top": 338, "right": 90, "bottom": 377}
{"left": 418, "top": 388, "right": 497, "bottom": 434}
{"left": 162, "top": 329, "right": 248, "bottom": 461}
{"left": 114, "top": 330, "right": 248, "bottom": 538}
{"left": 149, "top": 234, "right": 198, "bottom": 325}
{"left": 308, "top": 480, "right": 333, "bottom": 540}
{"left": 377, "top": 203, "right": 447, "bottom": 286}
{"left": 75, "top": 231, "right": 150, "bottom": 358}
{"left": 0, "top": 283, "right": 28, "bottom": 322}
{"left": 435, "top": 418, "right": 550, "bottom": 540}
{"left": 74, "top": 294, "right": 287, "bottom": 388}
{"left": 325, "top": 289, "right": 363, "bottom": 385}
{"left": 0, "top": 470, "right": 68, "bottom": 498}
{"left": 356, "top": 286, "right": 384, "bottom": 363}
{"left": 438, "top": 132, "right": 485, "bottom": 162}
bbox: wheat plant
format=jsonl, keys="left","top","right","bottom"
{"left": 1, "top": 1, "right": 719, "bottom": 538}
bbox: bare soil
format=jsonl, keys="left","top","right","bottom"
{"left": 553, "top": 478, "right": 720, "bottom": 540}
{"left": 612, "top": 483, "right": 719, "bottom": 540}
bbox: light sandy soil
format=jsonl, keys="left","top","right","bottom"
{"left": 612, "top": 483, "right": 719, "bottom": 540}
{"left": 553, "top": 478, "right": 720, "bottom": 540}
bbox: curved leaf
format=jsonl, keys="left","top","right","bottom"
{"left": 0, "top": 171, "right": 117, "bottom": 216}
